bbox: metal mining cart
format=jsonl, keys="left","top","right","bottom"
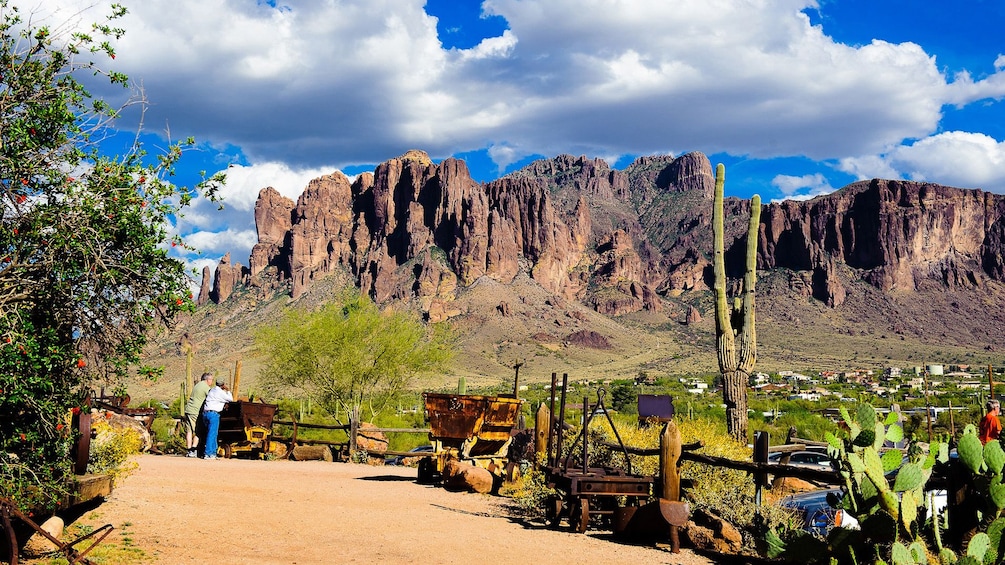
{"left": 419, "top": 392, "right": 524, "bottom": 483}
{"left": 543, "top": 378, "right": 655, "bottom": 533}
{"left": 216, "top": 400, "right": 279, "bottom": 459}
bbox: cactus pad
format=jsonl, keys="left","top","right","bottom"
{"left": 990, "top": 482, "right": 1005, "bottom": 511}
{"left": 900, "top": 490, "right": 918, "bottom": 531}
{"left": 885, "top": 423, "right": 904, "bottom": 444}
{"left": 959, "top": 433, "right": 986, "bottom": 474}
{"left": 985, "top": 440, "right": 1005, "bottom": 475}
{"left": 854, "top": 427, "right": 876, "bottom": 447}
{"left": 861, "top": 509, "right": 898, "bottom": 541}
{"left": 893, "top": 462, "right": 923, "bottom": 492}
{"left": 882, "top": 449, "right": 903, "bottom": 473}
{"left": 966, "top": 532, "right": 990, "bottom": 560}
{"left": 891, "top": 542, "right": 912, "bottom": 565}
{"left": 857, "top": 403, "right": 877, "bottom": 431}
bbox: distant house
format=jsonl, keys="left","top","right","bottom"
{"left": 754, "top": 383, "right": 789, "bottom": 395}
{"left": 686, "top": 380, "right": 709, "bottom": 394}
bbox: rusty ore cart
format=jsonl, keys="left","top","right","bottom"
{"left": 419, "top": 392, "right": 524, "bottom": 483}
{"left": 216, "top": 400, "right": 278, "bottom": 459}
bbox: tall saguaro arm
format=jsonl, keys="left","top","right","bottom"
{"left": 712, "top": 163, "right": 761, "bottom": 442}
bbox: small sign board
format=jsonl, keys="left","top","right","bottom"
{"left": 637, "top": 394, "right": 675, "bottom": 424}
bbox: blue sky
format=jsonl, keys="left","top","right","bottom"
{"left": 31, "top": 1, "right": 1005, "bottom": 281}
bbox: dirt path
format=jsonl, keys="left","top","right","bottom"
{"left": 64, "top": 454, "right": 715, "bottom": 565}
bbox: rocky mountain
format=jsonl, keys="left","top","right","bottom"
{"left": 176, "top": 149, "right": 1005, "bottom": 392}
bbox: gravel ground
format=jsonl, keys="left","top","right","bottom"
{"left": 60, "top": 453, "right": 716, "bottom": 565}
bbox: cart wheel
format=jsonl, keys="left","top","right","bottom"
{"left": 571, "top": 498, "right": 590, "bottom": 534}
{"left": 221, "top": 444, "right": 233, "bottom": 459}
{"left": 2, "top": 503, "right": 18, "bottom": 565}
{"left": 417, "top": 457, "right": 436, "bottom": 484}
{"left": 545, "top": 495, "right": 564, "bottom": 528}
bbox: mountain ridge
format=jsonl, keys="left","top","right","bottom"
{"left": 135, "top": 150, "right": 1005, "bottom": 401}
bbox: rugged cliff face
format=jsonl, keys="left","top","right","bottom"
{"left": 759, "top": 179, "right": 1005, "bottom": 305}
{"left": 201, "top": 150, "right": 1005, "bottom": 329}
{"left": 227, "top": 150, "right": 666, "bottom": 319}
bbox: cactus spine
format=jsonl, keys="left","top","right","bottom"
{"left": 712, "top": 163, "right": 760, "bottom": 442}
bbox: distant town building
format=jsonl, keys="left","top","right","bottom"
{"left": 884, "top": 367, "right": 902, "bottom": 379}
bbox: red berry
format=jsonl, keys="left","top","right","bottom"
{"left": 77, "top": 358, "right": 86, "bottom": 368}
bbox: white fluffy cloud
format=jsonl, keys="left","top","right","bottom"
{"left": 171, "top": 161, "right": 340, "bottom": 270}
{"left": 22, "top": 0, "right": 1005, "bottom": 277}
{"left": 770, "top": 173, "right": 836, "bottom": 202}
{"left": 839, "top": 131, "right": 1005, "bottom": 191}
{"left": 32, "top": 0, "right": 997, "bottom": 171}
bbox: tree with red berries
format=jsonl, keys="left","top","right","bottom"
{"left": 0, "top": 1, "right": 223, "bottom": 512}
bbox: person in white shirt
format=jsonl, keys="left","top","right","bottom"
{"left": 201, "top": 379, "right": 233, "bottom": 459}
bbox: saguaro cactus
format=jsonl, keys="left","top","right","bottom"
{"left": 712, "top": 163, "right": 760, "bottom": 442}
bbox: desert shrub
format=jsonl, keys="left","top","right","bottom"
{"left": 149, "top": 415, "right": 186, "bottom": 454}
{"left": 500, "top": 461, "right": 556, "bottom": 517}
{"left": 87, "top": 418, "right": 141, "bottom": 485}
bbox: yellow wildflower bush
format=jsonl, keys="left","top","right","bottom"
{"left": 88, "top": 417, "right": 141, "bottom": 485}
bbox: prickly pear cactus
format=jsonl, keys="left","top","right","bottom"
{"left": 767, "top": 402, "right": 948, "bottom": 564}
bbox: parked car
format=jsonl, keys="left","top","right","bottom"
{"left": 779, "top": 488, "right": 860, "bottom": 536}
{"left": 780, "top": 485, "right": 947, "bottom": 536}
{"left": 767, "top": 450, "right": 834, "bottom": 470}
{"left": 385, "top": 445, "right": 434, "bottom": 466}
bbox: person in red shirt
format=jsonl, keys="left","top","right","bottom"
{"left": 979, "top": 399, "right": 1002, "bottom": 444}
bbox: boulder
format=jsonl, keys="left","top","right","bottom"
{"left": 441, "top": 460, "right": 494, "bottom": 494}
{"left": 685, "top": 305, "right": 702, "bottom": 325}
{"left": 684, "top": 508, "right": 742, "bottom": 554}
{"left": 101, "top": 411, "right": 152, "bottom": 452}
{"left": 356, "top": 422, "right": 388, "bottom": 455}
{"left": 22, "top": 515, "right": 64, "bottom": 557}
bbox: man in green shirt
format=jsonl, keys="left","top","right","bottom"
{"left": 183, "top": 373, "right": 214, "bottom": 458}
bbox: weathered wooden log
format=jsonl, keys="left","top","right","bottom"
{"left": 290, "top": 444, "right": 333, "bottom": 462}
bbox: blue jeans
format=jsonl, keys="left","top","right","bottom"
{"left": 203, "top": 410, "right": 221, "bottom": 458}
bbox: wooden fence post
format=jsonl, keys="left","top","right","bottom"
{"left": 349, "top": 406, "right": 359, "bottom": 460}
{"left": 535, "top": 403, "right": 549, "bottom": 464}
{"left": 753, "top": 431, "right": 769, "bottom": 507}
{"left": 232, "top": 359, "right": 242, "bottom": 400}
{"left": 660, "top": 421, "right": 681, "bottom": 501}
{"left": 547, "top": 372, "right": 558, "bottom": 466}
